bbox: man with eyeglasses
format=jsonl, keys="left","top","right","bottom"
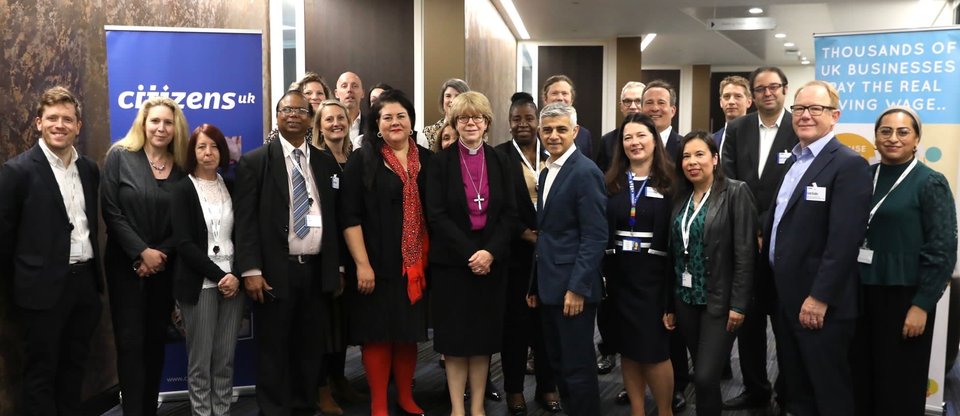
{"left": 763, "top": 80, "right": 870, "bottom": 416}
{"left": 714, "top": 75, "right": 753, "bottom": 149}
{"left": 719, "top": 66, "right": 799, "bottom": 413}
{"left": 596, "top": 81, "right": 645, "bottom": 173}
{"left": 236, "top": 91, "right": 343, "bottom": 415}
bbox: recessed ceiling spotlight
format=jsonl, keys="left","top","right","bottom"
{"left": 801, "top": 60, "right": 811, "bottom": 65}
{"left": 774, "top": 33, "right": 787, "bottom": 39}
{"left": 749, "top": 7, "right": 763, "bottom": 14}
{"left": 784, "top": 42, "right": 796, "bottom": 47}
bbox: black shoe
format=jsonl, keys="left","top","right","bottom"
{"left": 507, "top": 401, "right": 527, "bottom": 415}
{"left": 395, "top": 404, "right": 425, "bottom": 416}
{"left": 722, "top": 392, "right": 771, "bottom": 410}
{"left": 485, "top": 378, "right": 503, "bottom": 401}
{"left": 535, "top": 395, "right": 563, "bottom": 413}
{"left": 615, "top": 389, "right": 629, "bottom": 405}
{"left": 672, "top": 392, "right": 687, "bottom": 411}
{"left": 597, "top": 354, "right": 616, "bottom": 374}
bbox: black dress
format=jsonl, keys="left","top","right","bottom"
{"left": 426, "top": 144, "right": 517, "bottom": 356}
{"left": 340, "top": 146, "right": 430, "bottom": 344}
{"left": 604, "top": 176, "right": 672, "bottom": 363}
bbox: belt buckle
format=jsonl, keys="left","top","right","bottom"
{"left": 295, "top": 255, "right": 308, "bottom": 264}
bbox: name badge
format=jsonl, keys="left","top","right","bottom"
{"left": 331, "top": 174, "right": 340, "bottom": 189}
{"left": 646, "top": 188, "right": 664, "bottom": 199}
{"left": 805, "top": 183, "right": 826, "bottom": 202}
{"left": 858, "top": 248, "right": 874, "bottom": 264}
{"left": 778, "top": 151, "right": 791, "bottom": 165}
{"left": 70, "top": 242, "right": 82, "bottom": 258}
{"left": 306, "top": 214, "right": 323, "bottom": 228}
{"left": 682, "top": 271, "right": 693, "bottom": 288}
{"left": 621, "top": 238, "right": 642, "bottom": 252}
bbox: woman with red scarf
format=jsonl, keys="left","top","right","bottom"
{"left": 341, "top": 89, "right": 429, "bottom": 416}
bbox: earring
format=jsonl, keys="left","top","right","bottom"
{"left": 409, "top": 130, "right": 414, "bottom": 136}
{"left": 377, "top": 132, "right": 383, "bottom": 138}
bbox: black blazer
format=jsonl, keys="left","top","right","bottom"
{"left": 761, "top": 137, "right": 871, "bottom": 321}
{"left": 234, "top": 139, "right": 341, "bottom": 299}
{"left": 494, "top": 141, "right": 544, "bottom": 268}
{"left": 426, "top": 143, "right": 518, "bottom": 266}
{"left": 665, "top": 130, "right": 682, "bottom": 163}
{"left": 171, "top": 177, "right": 235, "bottom": 304}
{"left": 720, "top": 111, "right": 799, "bottom": 221}
{"left": 0, "top": 144, "right": 103, "bottom": 309}
{"left": 668, "top": 178, "right": 757, "bottom": 317}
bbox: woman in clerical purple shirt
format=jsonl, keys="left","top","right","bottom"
{"left": 426, "top": 91, "right": 519, "bottom": 416}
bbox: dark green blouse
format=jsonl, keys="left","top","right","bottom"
{"left": 860, "top": 159, "right": 957, "bottom": 312}
{"left": 672, "top": 196, "right": 709, "bottom": 305}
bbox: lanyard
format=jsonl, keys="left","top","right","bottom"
{"left": 512, "top": 139, "right": 541, "bottom": 185}
{"left": 864, "top": 158, "right": 918, "bottom": 246}
{"left": 626, "top": 172, "right": 649, "bottom": 229}
{"left": 680, "top": 188, "right": 711, "bottom": 255}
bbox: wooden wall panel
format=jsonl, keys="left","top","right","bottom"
{"left": 0, "top": 0, "right": 268, "bottom": 413}
{"left": 304, "top": 0, "right": 414, "bottom": 119}
{"left": 616, "top": 37, "right": 643, "bottom": 128}
{"left": 691, "top": 64, "right": 711, "bottom": 132}
{"left": 464, "top": 0, "right": 516, "bottom": 145}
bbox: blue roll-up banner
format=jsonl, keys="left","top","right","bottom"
{"left": 816, "top": 27, "right": 959, "bottom": 414}
{"left": 105, "top": 26, "right": 264, "bottom": 400}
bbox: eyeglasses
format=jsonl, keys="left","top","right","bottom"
{"left": 620, "top": 98, "right": 642, "bottom": 107}
{"left": 789, "top": 105, "right": 836, "bottom": 116}
{"left": 279, "top": 107, "right": 310, "bottom": 116}
{"left": 456, "top": 115, "right": 485, "bottom": 124}
{"left": 877, "top": 127, "right": 914, "bottom": 140}
{"left": 753, "top": 83, "right": 784, "bottom": 95}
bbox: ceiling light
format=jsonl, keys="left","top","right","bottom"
{"left": 774, "top": 33, "right": 787, "bottom": 38}
{"left": 749, "top": 7, "right": 763, "bottom": 14}
{"left": 784, "top": 42, "right": 795, "bottom": 47}
{"left": 498, "top": 0, "right": 530, "bottom": 40}
{"left": 801, "top": 59, "right": 811, "bottom": 65}
{"left": 640, "top": 33, "right": 657, "bottom": 52}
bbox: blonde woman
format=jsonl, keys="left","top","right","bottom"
{"left": 101, "top": 96, "right": 190, "bottom": 416}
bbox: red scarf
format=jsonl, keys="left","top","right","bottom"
{"left": 381, "top": 138, "right": 429, "bottom": 304}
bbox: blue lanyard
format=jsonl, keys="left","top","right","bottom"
{"left": 627, "top": 172, "right": 649, "bottom": 229}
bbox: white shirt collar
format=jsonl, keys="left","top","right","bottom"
{"left": 659, "top": 125, "right": 673, "bottom": 140}
{"left": 278, "top": 134, "right": 309, "bottom": 159}
{"left": 758, "top": 107, "right": 786, "bottom": 129}
{"left": 38, "top": 139, "right": 78, "bottom": 169}
{"left": 547, "top": 143, "right": 578, "bottom": 167}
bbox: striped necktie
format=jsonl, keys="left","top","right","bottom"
{"left": 291, "top": 148, "right": 309, "bottom": 238}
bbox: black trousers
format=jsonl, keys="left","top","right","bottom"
{"left": 254, "top": 259, "right": 325, "bottom": 416}
{"left": 502, "top": 263, "right": 556, "bottom": 395}
{"left": 18, "top": 263, "right": 102, "bottom": 416}
{"left": 773, "top": 307, "right": 855, "bottom": 416}
{"left": 671, "top": 329, "right": 691, "bottom": 394}
{"left": 853, "top": 285, "right": 935, "bottom": 416}
{"left": 675, "top": 301, "right": 736, "bottom": 416}
{"left": 735, "top": 304, "right": 775, "bottom": 399}
{"left": 539, "top": 304, "right": 600, "bottom": 416}
{"left": 106, "top": 248, "right": 174, "bottom": 416}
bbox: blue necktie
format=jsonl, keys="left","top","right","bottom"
{"left": 291, "top": 149, "right": 309, "bottom": 239}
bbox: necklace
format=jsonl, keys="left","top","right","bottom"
{"left": 149, "top": 156, "right": 167, "bottom": 172}
{"left": 459, "top": 143, "right": 486, "bottom": 210}
{"left": 191, "top": 174, "right": 226, "bottom": 254}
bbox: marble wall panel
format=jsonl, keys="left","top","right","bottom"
{"left": 0, "top": 1, "right": 267, "bottom": 413}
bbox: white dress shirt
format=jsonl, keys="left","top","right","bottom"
{"left": 542, "top": 144, "right": 578, "bottom": 206}
{"left": 757, "top": 107, "right": 786, "bottom": 178}
{"left": 38, "top": 139, "right": 93, "bottom": 264}
{"left": 349, "top": 114, "right": 363, "bottom": 150}
{"left": 279, "top": 136, "right": 323, "bottom": 255}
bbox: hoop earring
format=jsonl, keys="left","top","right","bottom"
{"left": 377, "top": 132, "right": 383, "bottom": 138}
{"left": 409, "top": 130, "right": 414, "bottom": 136}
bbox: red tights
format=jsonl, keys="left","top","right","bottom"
{"left": 362, "top": 342, "right": 422, "bottom": 416}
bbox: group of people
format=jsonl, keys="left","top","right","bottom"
{"left": 0, "top": 64, "right": 955, "bottom": 416}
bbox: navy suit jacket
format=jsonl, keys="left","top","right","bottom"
{"left": 761, "top": 136, "right": 871, "bottom": 321}
{"left": 531, "top": 149, "right": 607, "bottom": 305}
{"left": 664, "top": 130, "right": 682, "bottom": 162}
{"left": 0, "top": 144, "right": 103, "bottom": 310}
{"left": 712, "top": 128, "right": 724, "bottom": 150}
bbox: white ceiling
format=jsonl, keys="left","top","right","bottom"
{"left": 511, "top": 0, "right": 956, "bottom": 66}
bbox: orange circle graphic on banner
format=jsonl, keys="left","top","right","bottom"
{"left": 836, "top": 133, "right": 875, "bottom": 161}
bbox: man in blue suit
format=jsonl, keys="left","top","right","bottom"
{"left": 763, "top": 81, "right": 871, "bottom": 415}
{"left": 527, "top": 102, "right": 607, "bottom": 416}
